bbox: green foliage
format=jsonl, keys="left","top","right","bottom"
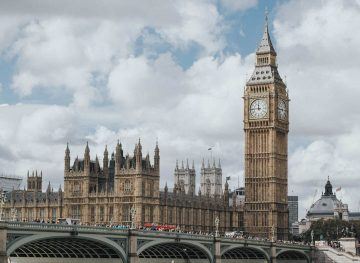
{"left": 301, "top": 219, "right": 360, "bottom": 242}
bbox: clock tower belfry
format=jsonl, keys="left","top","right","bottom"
{"left": 244, "top": 14, "right": 289, "bottom": 240}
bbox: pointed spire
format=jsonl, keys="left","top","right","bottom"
{"left": 186, "top": 159, "right": 189, "bottom": 169}
{"left": 47, "top": 181, "right": 51, "bottom": 192}
{"left": 202, "top": 158, "right": 205, "bottom": 169}
{"left": 181, "top": 160, "right": 184, "bottom": 169}
{"left": 192, "top": 160, "right": 195, "bottom": 169}
{"left": 218, "top": 158, "right": 221, "bottom": 169}
{"left": 207, "top": 159, "right": 210, "bottom": 168}
{"left": 176, "top": 160, "right": 179, "bottom": 170}
{"left": 256, "top": 8, "right": 276, "bottom": 55}
{"left": 104, "top": 145, "right": 108, "bottom": 155}
{"left": 85, "top": 141, "right": 90, "bottom": 152}
{"left": 65, "top": 142, "right": 70, "bottom": 155}
{"left": 165, "top": 182, "right": 168, "bottom": 192}
{"left": 213, "top": 158, "right": 216, "bottom": 168}
{"left": 40, "top": 170, "right": 42, "bottom": 177}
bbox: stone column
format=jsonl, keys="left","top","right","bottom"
{"left": 270, "top": 242, "right": 277, "bottom": 263}
{"left": 213, "top": 238, "right": 221, "bottom": 263}
{"left": 0, "top": 223, "right": 7, "bottom": 263}
{"left": 128, "top": 230, "right": 139, "bottom": 263}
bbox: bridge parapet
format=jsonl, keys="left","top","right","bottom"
{"left": 5, "top": 221, "right": 128, "bottom": 234}
{"left": 2, "top": 222, "right": 314, "bottom": 263}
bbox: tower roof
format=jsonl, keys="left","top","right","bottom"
{"left": 256, "top": 12, "right": 276, "bottom": 55}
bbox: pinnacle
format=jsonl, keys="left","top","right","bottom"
{"left": 256, "top": 11, "right": 276, "bottom": 55}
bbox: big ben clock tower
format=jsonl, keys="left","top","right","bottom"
{"left": 244, "top": 15, "right": 289, "bottom": 240}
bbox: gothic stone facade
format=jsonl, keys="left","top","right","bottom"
{"left": 63, "top": 140, "right": 160, "bottom": 226}
{"left": 3, "top": 141, "right": 243, "bottom": 233}
{"left": 3, "top": 171, "right": 63, "bottom": 222}
{"left": 244, "top": 16, "right": 289, "bottom": 240}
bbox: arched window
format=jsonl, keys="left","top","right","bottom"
{"left": 124, "top": 180, "right": 132, "bottom": 192}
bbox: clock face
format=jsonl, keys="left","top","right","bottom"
{"left": 250, "top": 99, "right": 268, "bottom": 119}
{"left": 278, "top": 99, "right": 287, "bottom": 119}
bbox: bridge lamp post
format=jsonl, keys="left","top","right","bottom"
{"left": 11, "top": 208, "right": 18, "bottom": 222}
{"left": 130, "top": 206, "right": 136, "bottom": 229}
{"left": 215, "top": 216, "right": 220, "bottom": 238}
{"left": 0, "top": 190, "right": 7, "bottom": 221}
{"left": 271, "top": 225, "right": 276, "bottom": 242}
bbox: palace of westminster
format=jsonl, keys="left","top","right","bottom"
{"left": 1, "top": 17, "right": 290, "bottom": 240}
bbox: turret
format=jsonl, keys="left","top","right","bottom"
{"left": 135, "top": 138, "right": 142, "bottom": 171}
{"left": 154, "top": 141, "right": 160, "bottom": 172}
{"left": 103, "top": 145, "right": 109, "bottom": 176}
{"left": 46, "top": 181, "right": 51, "bottom": 194}
{"left": 115, "top": 140, "right": 122, "bottom": 173}
{"left": 84, "top": 142, "right": 90, "bottom": 175}
{"left": 145, "top": 153, "right": 150, "bottom": 170}
{"left": 95, "top": 155, "right": 100, "bottom": 172}
{"left": 224, "top": 180, "right": 229, "bottom": 203}
{"left": 324, "top": 177, "right": 333, "bottom": 196}
{"left": 65, "top": 142, "right": 70, "bottom": 172}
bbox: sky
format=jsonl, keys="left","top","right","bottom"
{"left": 0, "top": 0, "right": 360, "bottom": 219}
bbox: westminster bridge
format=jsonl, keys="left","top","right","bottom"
{"left": 0, "top": 222, "right": 314, "bottom": 263}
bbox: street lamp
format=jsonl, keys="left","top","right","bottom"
{"left": 215, "top": 216, "right": 220, "bottom": 237}
{"left": 130, "top": 206, "right": 136, "bottom": 229}
{"left": 0, "top": 190, "right": 7, "bottom": 221}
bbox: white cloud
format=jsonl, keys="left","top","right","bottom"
{"left": 290, "top": 128, "right": 360, "bottom": 218}
{"left": 275, "top": 0, "right": 360, "bottom": 217}
{"left": 0, "top": 0, "right": 359, "bottom": 222}
{"left": 108, "top": 54, "right": 186, "bottom": 109}
{"left": 0, "top": 0, "right": 226, "bottom": 107}
{"left": 220, "top": 0, "right": 258, "bottom": 12}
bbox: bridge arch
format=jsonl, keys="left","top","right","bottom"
{"left": 138, "top": 240, "right": 212, "bottom": 262}
{"left": 276, "top": 249, "right": 310, "bottom": 263}
{"left": 221, "top": 245, "right": 270, "bottom": 262}
{"left": 7, "top": 234, "right": 127, "bottom": 262}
